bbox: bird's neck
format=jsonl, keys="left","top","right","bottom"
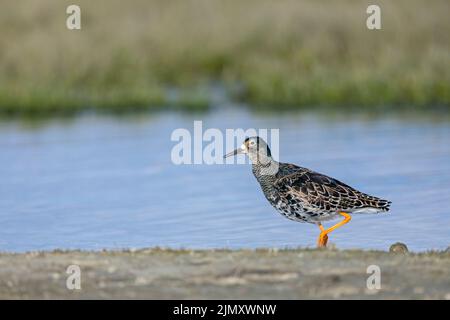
{"left": 252, "top": 158, "right": 279, "bottom": 199}
{"left": 251, "top": 156, "right": 279, "bottom": 182}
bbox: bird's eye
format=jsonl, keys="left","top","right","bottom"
{"left": 249, "top": 141, "right": 255, "bottom": 146}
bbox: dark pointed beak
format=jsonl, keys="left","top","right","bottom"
{"left": 223, "top": 146, "right": 245, "bottom": 158}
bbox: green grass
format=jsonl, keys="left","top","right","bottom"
{"left": 0, "top": 0, "right": 448, "bottom": 116}
{"left": 0, "top": 86, "right": 211, "bottom": 116}
{"left": 241, "top": 71, "right": 450, "bottom": 110}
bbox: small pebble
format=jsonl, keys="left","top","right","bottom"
{"left": 389, "top": 242, "right": 409, "bottom": 254}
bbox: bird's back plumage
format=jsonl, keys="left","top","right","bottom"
{"left": 255, "top": 162, "right": 391, "bottom": 223}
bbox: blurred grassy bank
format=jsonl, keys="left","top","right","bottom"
{"left": 0, "top": 0, "right": 449, "bottom": 116}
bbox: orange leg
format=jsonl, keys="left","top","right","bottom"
{"left": 317, "top": 223, "right": 328, "bottom": 247}
{"left": 317, "top": 212, "right": 352, "bottom": 248}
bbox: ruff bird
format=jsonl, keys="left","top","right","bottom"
{"left": 224, "top": 136, "right": 391, "bottom": 247}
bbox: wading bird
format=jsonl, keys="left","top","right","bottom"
{"left": 224, "top": 137, "right": 391, "bottom": 247}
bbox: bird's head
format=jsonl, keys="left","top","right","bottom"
{"left": 224, "top": 136, "right": 272, "bottom": 163}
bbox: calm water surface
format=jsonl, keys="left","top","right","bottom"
{"left": 1, "top": 109, "right": 449, "bottom": 252}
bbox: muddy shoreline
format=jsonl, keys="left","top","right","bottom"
{"left": 0, "top": 248, "right": 449, "bottom": 299}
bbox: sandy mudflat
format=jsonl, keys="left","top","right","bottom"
{"left": 0, "top": 248, "right": 449, "bottom": 299}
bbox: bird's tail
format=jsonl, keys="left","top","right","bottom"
{"left": 351, "top": 195, "right": 391, "bottom": 214}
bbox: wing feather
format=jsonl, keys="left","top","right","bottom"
{"left": 274, "top": 168, "right": 391, "bottom": 213}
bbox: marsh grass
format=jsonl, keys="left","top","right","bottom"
{"left": 0, "top": 0, "right": 448, "bottom": 116}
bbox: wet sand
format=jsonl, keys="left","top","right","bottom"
{"left": 0, "top": 248, "right": 449, "bottom": 299}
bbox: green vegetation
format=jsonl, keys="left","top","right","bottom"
{"left": 0, "top": 0, "right": 448, "bottom": 116}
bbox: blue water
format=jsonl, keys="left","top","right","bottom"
{"left": 1, "top": 109, "right": 449, "bottom": 252}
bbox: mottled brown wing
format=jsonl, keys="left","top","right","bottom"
{"left": 274, "top": 170, "right": 390, "bottom": 212}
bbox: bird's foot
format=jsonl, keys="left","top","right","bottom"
{"left": 317, "top": 233, "right": 329, "bottom": 248}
